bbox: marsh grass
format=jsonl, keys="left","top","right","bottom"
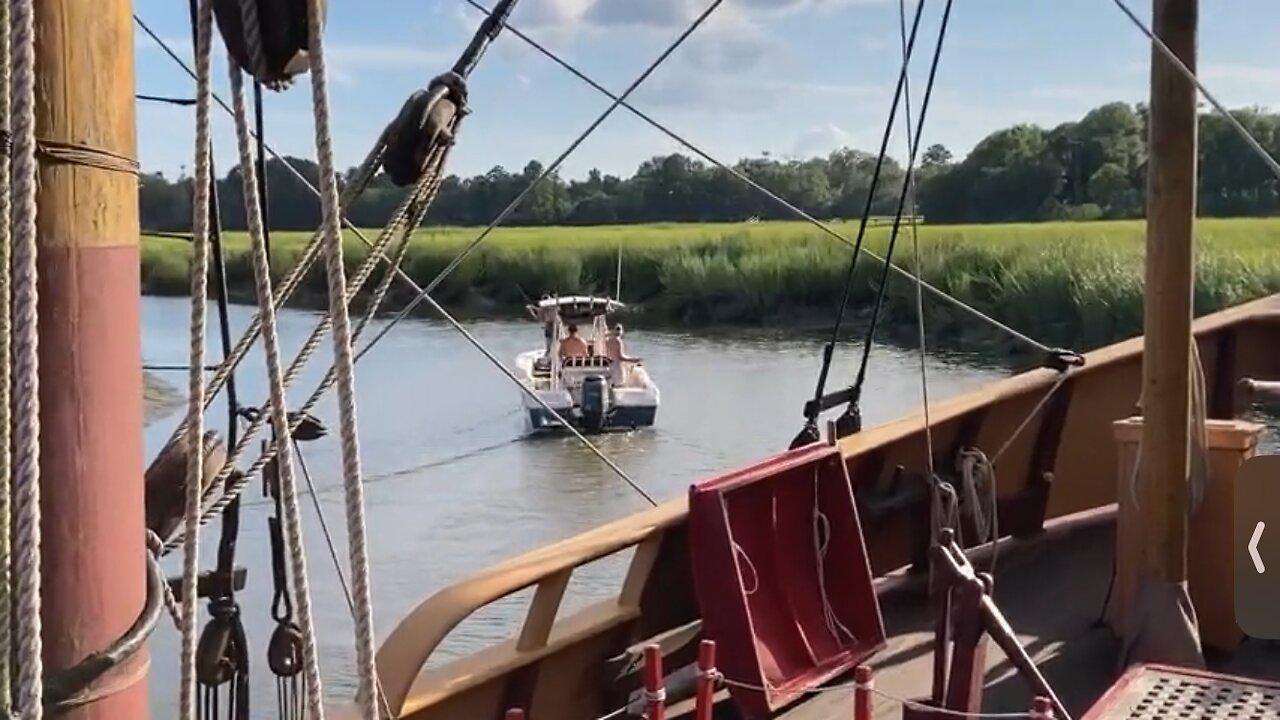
{"left": 141, "top": 218, "right": 1280, "bottom": 351}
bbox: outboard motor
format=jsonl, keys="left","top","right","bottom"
{"left": 580, "top": 375, "right": 610, "bottom": 433}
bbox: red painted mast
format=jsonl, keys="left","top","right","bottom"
{"left": 36, "top": 0, "right": 150, "bottom": 715}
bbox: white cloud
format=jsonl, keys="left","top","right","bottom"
{"left": 790, "top": 123, "right": 853, "bottom": 157}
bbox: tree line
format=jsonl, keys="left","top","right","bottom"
{"left": 139, "top": 101, "right": 1280, "bottom": 231}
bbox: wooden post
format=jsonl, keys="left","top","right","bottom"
{"left": 695, "top": 639, "right": 716, "bottom": 720}
{"left": 1140, "top": 0, "right": 1198, "bottom": 584}
{"left": 644, "top": 644, "right": 666, "bottom": 720}
{"left": 35, "top": 0, "right": 148, "bottom": 717}
{"left": 853, "top": 665, "right": 874, "bottom": 720}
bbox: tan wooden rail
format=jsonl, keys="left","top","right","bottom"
{"left": 372, "top": 498, "right": 687, "bottom": 717}
{"left": 346, "top": 292, "right": 1280, "bottom": 720}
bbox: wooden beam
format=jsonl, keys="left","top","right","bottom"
{"left": 35, "top": 0, "right": 148, "bottom": 717}
{"left": 1140, "top": 0, "right": 1198, "bottom": 584}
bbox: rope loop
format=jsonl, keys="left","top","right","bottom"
{"left": 0, "top": 131, "right": 140, "bottom": 176}
{"left": 642, "top": 687, "right": 667, "bottom": 703}
{"left": 213, "top": 0, "right": 325, "bottom": 90}
{"left": 42, "top": 538, "right": 167, "bottom": 713}
{"left": 382, "top": 73, "right": 468, "bottom": 188}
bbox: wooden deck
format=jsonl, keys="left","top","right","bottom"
{"left": 763, "top": 512, "right": 1280, "bottom": 720}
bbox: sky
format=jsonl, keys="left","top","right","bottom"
{"left": 133, "top": 0, "right": 1280, "bottom": 182}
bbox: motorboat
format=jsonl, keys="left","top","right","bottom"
{"left": 513, "top": 295, "right": 660, "bottom": 434}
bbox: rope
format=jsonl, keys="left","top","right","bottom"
{"left": 158, "top": 130, "right": 389, "bottom": 459}
{"left": 167, "top": 154, "right": 443, "bottom": 551}
{"left": 801, "top": 0, "right": 926, "bottom": 431}
{"left": 292, "top": 444, "right": 395, "bottom": 719}
{"left": 136, "top": 5, "right": 694, "bottom": 514}
{"left": 180, "top": 0, "right": 216, "bottom": 718}
{"left": 147, "top": 530, "right": 184, "bottom": 629}
{"left": 1109, "top": 0, "right": 1280, "bottom": 183}
{"left": 899, "top": 0, "right": 935, "bottom": 478}
{"left": 352, "top": 0, "right": 728, "bottom": 362}
{"left": 461, "top": 0, "right": 1053, "bottom": 358}
{"left": 848, "top": 0, "right": 955, "bottom": 416}
{"left": 1127, "top": 340, "right": 1211, "bottom": 516}
{"left": 37, "top": 138, "right": 140, "bottom": 174}
{"left": 957, "top": 448, "right": 998, "bottom": 561}
{"left": 235, "top": 0, "right": 270, "bottom": 84}
{"left": 142, "top": 0, "right": 669, "bottom": 531}
{"left": 302, "top": 0, "right": 382, "bottom": 714}
{"left": 227, "top": 59, "right": 328, "bottom": 720}
{"left": 0, "top": 131, "right": 141, "bottom": 175}
{"left": 0, "top": 0, "right": 12, "bottom": 709}
{"left": 364, "top": 279, "right": 660, "bottom": 506}
{"left": 811, "top": 467, "right": 858, "bottom": 646}
{"left": 11, "top": 0, "right": 43, "bottom": 710}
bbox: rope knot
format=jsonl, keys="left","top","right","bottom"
{"left": 696, "top": 668, "right": 724, "bottom": 685}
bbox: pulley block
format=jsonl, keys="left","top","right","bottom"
{"left": 196, "top": 602, "right": 251, "bottom": 686}
{"left": 382, "top": 72, "right": 469, "bottom": 187}
{"left": 267, "top": 620, "right": 306, "bottom": 678}
{"left": 212, "top": 0, "right": 327, "bottom": 90}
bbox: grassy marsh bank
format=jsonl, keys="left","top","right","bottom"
{"left": 140, "top": 218, "right": 1280, "bottom": 353}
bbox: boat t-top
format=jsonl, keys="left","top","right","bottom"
{"left": 514, "top": 295, "right": 660, "bottom": 434}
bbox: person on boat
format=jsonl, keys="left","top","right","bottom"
{"left": 605, "top": 324, "right": 639, "bottom": 383}
{"left": 559, "top": 323, "right": 589, "bottom": 361}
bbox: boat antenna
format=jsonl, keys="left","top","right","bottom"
{"left": 614, "top": 245, "right": 623, "bottom": 303}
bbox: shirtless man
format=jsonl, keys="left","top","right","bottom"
{"left": 558, "top": 323, "right": 589, "bottom": 360}
{"left": 604, "top": 324, "right": 639, "bottom": 382}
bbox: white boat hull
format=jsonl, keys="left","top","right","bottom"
{"left": 514, "top": 350, "right": 659, "bottom": 434}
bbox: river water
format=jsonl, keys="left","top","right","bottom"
{"left": 135, "top": 295, "right": 1268, "bottom": 716}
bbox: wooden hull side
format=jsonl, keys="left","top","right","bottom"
{"left": 359, "top": 295, "right": 1280, "bottom": 720}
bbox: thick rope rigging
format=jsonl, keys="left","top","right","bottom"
{"left": 144, "top": 0, "right": 730, "bottom": 542}
{"left": 12, "top": 0, "right": 43, "bottom": 714}
{"left": 196, "top": 131, "right": 250, "bottom": 720}
{"left": 227, "top": 52, "right": 330, "bottom": 720}
{"left": 176, "top": 146, "right": 454, "bottom": 549}
{"left": 181, "top": 0, "right": 218, "bottom": 718}
{"left": 0, "top": 0, "right": 12, "bottom": 711}
{"left": 300, "top": 0, "right": 383, "bottom": 709}
{"left": 194, "top": 0, "right": 254, "bottom": 710}
{"left": 140, "top": 7, "right": 486, "bottom": 547}
{"left": 353, "top": 0, "right": 729, "bottom": 361}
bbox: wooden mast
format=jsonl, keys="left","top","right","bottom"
{"left": 35, "top": 0, "right": 149, "bottom": 715}
{"left": 1140, "top": 0, "right": 1197, "bottom": 596}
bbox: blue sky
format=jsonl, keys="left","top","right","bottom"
{"left": 134, "top": 0, "right": 1280, "bottom": 181}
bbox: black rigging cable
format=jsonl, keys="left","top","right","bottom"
{"left": 790, "top": 0, "right": 928, "bottom": 450}
{"left": 832, "top": 0, "right": 957, "bottom": 441}
{"left": 792, "top": 0, "right": 1083, "bottom": 447}
{"left": 137, "top": 93, "right": 198, "bottom": 106}
{"left": 449, "top": 0, "right": 1084, "bottom": 449}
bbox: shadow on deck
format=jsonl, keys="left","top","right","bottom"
{"left": 771, "top": 514, "right": 1280, "bottom": 720}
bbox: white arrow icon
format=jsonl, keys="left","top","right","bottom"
{"left": 1250, "top": 522, "right": 1266, "bottom": 574}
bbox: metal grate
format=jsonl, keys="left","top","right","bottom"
{"left": 1099, "top": 668, "right": 1280, "bottom": 719}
